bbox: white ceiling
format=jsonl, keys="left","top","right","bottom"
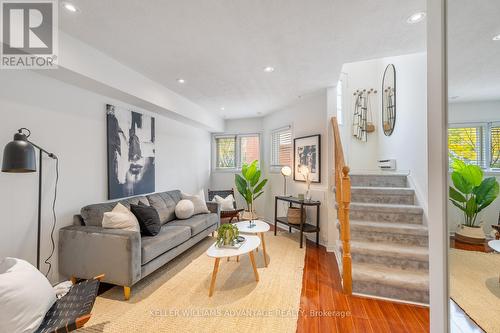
{"left": 448, "top": 0, "right": 500, "bottom": 103}
{"left": 60, "top": 0, "right": 426, "bottom": 119}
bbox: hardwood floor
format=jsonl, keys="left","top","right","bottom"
{"left": 296, "top": 239, "right": 429, "bottom": 333}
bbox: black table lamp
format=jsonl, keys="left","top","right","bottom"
{"left": 2, "top": 128, "right": 57, "bottom": 270}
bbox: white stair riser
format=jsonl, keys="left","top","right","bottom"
{"left": 353, "top": 281, "right": 429, "bottom": 304}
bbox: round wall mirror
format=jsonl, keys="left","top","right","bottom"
{"left": 382, "top": 64, "right": 396, "bottom": 136}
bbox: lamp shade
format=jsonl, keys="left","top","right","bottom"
{"left": 281, "top": 166, "right": 292, "bottom": 177}
{"left": 2, "top": 132, "right": 36, "bottom": 173}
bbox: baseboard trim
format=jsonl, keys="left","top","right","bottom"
{"left": 352, "top": 292, "right": 429, "bottom": 307}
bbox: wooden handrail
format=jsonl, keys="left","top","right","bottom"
{"left": 331, "top": 117, "right": 352, "bottom": 295}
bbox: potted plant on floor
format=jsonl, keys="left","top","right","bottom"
{"left": 449, "top": 159, "right": 499, "bottom": 243}
{"left": 235, "top": 160, "right": 268, "bottom": 227}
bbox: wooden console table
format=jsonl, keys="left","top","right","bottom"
{"left": 274, "top": 196, "right": 320, "bottom": 248}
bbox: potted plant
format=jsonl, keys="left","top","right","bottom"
{"left": 235, "top": 160, "right": 268, "bottom": 227}
{"left": 449, "top": 159, "right": 499, "bottom": 242}
{"left": 215, "top": 224, "right": 239, "bottom": 247}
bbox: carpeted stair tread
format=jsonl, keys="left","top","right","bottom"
{"left": 347, "top": 241, "right": 428, "bottom": 260}
{"left": 352, "top": 263, "right": 429, "bottom": 291}
{"left": 351, "top": 186, "right": 415, "bottom": 194}
{"left": 350, "top": 220, "right": 428, "bottom": 235}
{"left": 350, "top": 202, "right": 423, "bottom": 214}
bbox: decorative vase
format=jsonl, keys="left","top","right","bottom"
{"left": 455, "top": 223, "right": 486, "bottom": 244}
{"left": 305, "top": 190, "right": 311, "bottom": 202}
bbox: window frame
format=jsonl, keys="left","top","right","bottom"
{"left": 269, "top": 125, "right": 293, "bottom": 173}
{"left": 212, "top": 132, "right": 262, "bottom": 172}
{"left": 448, "top": 121, "right": 500, "bottom": 173}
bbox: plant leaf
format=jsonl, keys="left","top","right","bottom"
{"left": 459, "top": 164, "right": 483, "bottom": 187}
{"left": 450, "top": 199, "right": 466, "bottom": 212}
{"left": 245, "top": 163, "right": 257, "bottom": 182}
{"left": 245, "top": 188, "right": 253, "bottom": 205}
{"left": 253, "top": 191, "right": 264, "bottom": 201}
{"left": 449, "top": 186, "right": 466, "bottom": 203}
{"left": 254, "top": 179, "right": 268, "bottom": 194}
{"left": 250, "top": 169, "right": 261, "bottom": 187}
{"left": 474, "top": 177, "right": 499, "bottom": 206}
{"left": 451, "top": 171, "right": 473, "bottom": 194}
{"left": 451, "top": 159, "right": 466, "bottom": 172}
{"left": 465, "top": 197, "right": 478, "bottom": 220}
{"left": 241, "top": 163, "right": 249, "bottom": 178}
{"left": 235, "top": 174, "right": 247, "bottom": 198}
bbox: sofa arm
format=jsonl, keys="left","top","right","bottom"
{"left": 206, "top": 201, "right": 221, "bottom": 225}
{"left": 58, "top": 225, "right": 141, "bottom": 287}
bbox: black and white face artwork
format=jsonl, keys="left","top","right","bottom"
{"left": 106, "top": 104, "right": 155, "bottom": 199}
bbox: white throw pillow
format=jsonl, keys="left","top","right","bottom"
{"left": 102, "top": 203, "right": 140, "bottom": 232}
{"left": 0, "top": 257, "right": 57, "bottom": 333}
{"left": 182, "top": 190, "right": 210, "bottom": 215}
{"left": 175, "top": 199, "right": 195, "bottom": 219}
{"left": 213, "top": 194, "right": 235, "bottom": 211}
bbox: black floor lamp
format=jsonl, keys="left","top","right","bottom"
{"left": 2, "top": 128, "right": 57, "bottom": 270}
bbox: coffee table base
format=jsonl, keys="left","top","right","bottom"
{"left": 208, "top": 252, "right": 259, "bottom": 297}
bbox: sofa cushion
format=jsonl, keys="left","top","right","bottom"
{"left": 81, "top": 196, "right": 149, "bottom": 227}
{"left": 168, "top": 213, "right": 218, "bottom": 236}
{"left": 141, "top": 225, "right": 191, "bottom": 265}
{"left": 146, "top": 191, "right": 182, "bottom": 224}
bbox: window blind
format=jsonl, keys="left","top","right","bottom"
{"left": 271, "top": 126, "right": 292, "bottom": 168}
{"left": 490, "top": 123, "right": 500, "bottom": 169}
{"left": 448, "top": 126, "right": 486, "bottom": 168}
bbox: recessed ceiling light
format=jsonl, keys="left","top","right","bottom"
{"left": 263, "top": 66, "right": 275, "bottom": 73}
{"left": 220, "top": 107, "right": 225, "bottom": 111}
{"left": 493, "top": 34, "right": 500, "bottom": 41}
{"left": 406, "top": 12, "right": 426, "bottom": 24}
{"left": 177, "top": 78, "right": 186, "bottom": 84}
{"left": 62, "top": 2, "right": 79, "bottom": 13}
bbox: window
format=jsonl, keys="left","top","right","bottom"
{"left": 213, "top": 134, "right": 260, "bottom": 171}
{"left": 240, "top": 135, "right": 260, "bottom": 166}
{"left": 215, "top": 136, "right": 236, "bottom": 169}
{"left": 448, "top": 122, "right": 500, "bottom": 171}
{"left": 336, "top": 80, "right": 343, "bottom": 125}
{"left": 270, "top": 126, "right": 292, "bottom": 171}
{"left": 491, "top": 123, "right": 500, "bottom": 169}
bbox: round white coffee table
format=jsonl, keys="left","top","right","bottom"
{"left": 488, "top": 240, "right": 500, "bottom": 252}
{"left": 233, "top": 220, "right": 270, "bottom": 267}
{"left": 488, "top": 240, "right": 500, "bottom": 284}
{"left": 206, "top": 235, "right": 260, "bottom": 297}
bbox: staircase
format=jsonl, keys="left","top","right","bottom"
{"left": 339, "top": 173, "right": 429, "bottom": 304}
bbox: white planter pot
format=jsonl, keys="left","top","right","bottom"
{"left": 456, "top": 223, "right": 485, "bottom": 240}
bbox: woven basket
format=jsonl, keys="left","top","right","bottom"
{"left": 287, "top": 207, "right": 306, "bottom": 225}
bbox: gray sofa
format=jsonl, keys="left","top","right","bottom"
{"left": 58, "top": 190, "right": 220, "bottom": 300}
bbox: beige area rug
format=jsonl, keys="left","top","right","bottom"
{"left": 449, "top": 248, "right": 500, "bottom": 333}
{"left": 78, "top": 231, "right": 305, "bottom": 333}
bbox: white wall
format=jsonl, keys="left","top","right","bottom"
{"left": 340, "top": 53, "right": 428, "bottom": 215}
{"left": 0, "top": 70, "right": 213, "bottom": 283}
{"left": 447, "top": 100, "right": 500, "bottom": 234}
{"left": 449, "top": 100, "right": 500, "bottom": 123}
{"left": 210, "top": 91, "right": 333, "bottom": 247}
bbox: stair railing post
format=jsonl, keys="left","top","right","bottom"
{"left": 341, "top": 166, "right": 352, "bottom": 294}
